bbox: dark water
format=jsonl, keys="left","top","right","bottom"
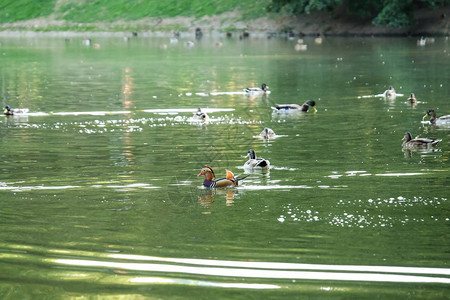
{"left": 0, "top": 35, "right": 449, "bottom": 299}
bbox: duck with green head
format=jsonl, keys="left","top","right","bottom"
{"left": 273, "top": 100, "right": 317, "bottom": 112}
{"left": 423, "top": 109, "right": 450, "bottom": 125}
{"left": 244, "top": 83, "right": 268, "bottom": 95}
{"left": 244, "top": 149, "right": 270, "bottom": 171}
{"left": 3, "top": 105, "right": 28, "bottom": 115}
{"left": 193, "top": 108, "right": 209, "bottom": 121}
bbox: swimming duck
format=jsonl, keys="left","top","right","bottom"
{"left": 273, "top": 100, "right": 317, "bottom": 112}
{"left": 402, "top": 131, "right": 441, "bottom": 149}
{"left": 383, "top": 86, "right": 396, "bottom": 98}
{"left": 259, "top": 127, "right": 276, "bottom": 139}
{"left": 244, "top": 149, "right": 270, "bottom": 170}
{"left": 193, "top": 108, "right": 209, "bottom": 121}
{"left": 3, "top": 106, "right": 28, "bottom": 115}
{"left": 244, "top": 83, "right": 268, "bottom": 95}
{"left": 423, "top": 109, "right": 450, "bottom": 125}
{"left": 198, "top": 166, "right": 248, "bottom": 188}
{"left": 407, "top": 93, "right": 417, "bottom": 103}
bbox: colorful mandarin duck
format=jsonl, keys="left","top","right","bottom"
{"left": 244, "top": 83, "right": 268, "bottom": 95}
{"left": 402, "top": 131, "right": 441, "bottom": 149}
{"left": 273, "top": 100, "right": 317, "bottom": 112}
{"left": 197, "top": 166, "right": 248, "bottom": 188}
{"left": 423, "top": 109, "right": 450, "bottom": 125}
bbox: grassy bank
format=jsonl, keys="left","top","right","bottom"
{"left": 0, "top": 0, "right": 269, "bottom": 24}
{"left": 1, "top": 0, "right": 448, "bottom": 36}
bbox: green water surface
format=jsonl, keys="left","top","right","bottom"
{"left": 0, "top": 35, "right": 449, "bottom": 299}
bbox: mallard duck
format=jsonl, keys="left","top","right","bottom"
{"left": 193, "top": 108, "right": 209, "bottom": 121}
{"left": 197, "top": 166, "right": 248, "bottom": 188}
{"left": 423, "top": 109, "right": 450, "bottom": 125}
{"left": 244, "top": 83, "right": 268, "bottom": 95}
{"left": 383, "top": 86, "right": 396, "bottom": 98}
{"left": 273, "top": 100, "right": 317, "bottom": 112}
{"left": 402, "top": 131, "right": 441, "bottom": 149}
{"left": 259, "top": 127, "right": 276, "bottom": 139}
{"left": 244, "top": 149, "right": 270, "bottom": 170}
{"left": 407, "top": 93, "right": 417, "bottom": 103}
{"left": 3, "top": 106, "right": 28, "bottom": 115}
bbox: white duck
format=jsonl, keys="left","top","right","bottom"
{"left": 244, "top": 149, "right": 270, "bottom": 171}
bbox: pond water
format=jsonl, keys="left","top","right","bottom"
{"left": 0, "top": 35, "right": 449, "bottom": 299}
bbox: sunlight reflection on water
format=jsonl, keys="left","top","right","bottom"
{"left": 52, "top": 256, "right": 450, "bottom": 284}
{"left": 279, "top": 196, "right": 447, "bottom": 228}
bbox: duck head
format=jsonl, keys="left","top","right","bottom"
{"left": 403, "top": 131, "right": 412, "bottom": 142}
{"left": 4, "top": 105, "right": 11, "bottom": 113}
{"left": 198, "top": 166, "right": 216, "bottom": 187}
{"left": 246, "top": 149, "right": 257, "bottom": 159}
{"left": 305, "top": 100, "right": 317, "bottom": 112}
{"left": 423, "top": 109, "right": 436, "bottom": 124}
{"left": 261, "top": 83, "right": 268, "bottom": 91}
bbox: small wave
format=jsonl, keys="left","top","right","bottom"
{"left": 375, "top": 173, "right": 426, "bottom": 177}
{"left": 0, "top": 185, "right": 80, "bottom": 191}
{"left": 53, "top": 257, "right": 450, "bottom": 284}
{"left": 240, "top": 185, "right": 312, "bottom": 190}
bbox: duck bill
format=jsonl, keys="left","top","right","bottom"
{"left": 197, "top": 172, "right": 203, "bottom": 176}
{"left": 312, "top": 106, "right": 317, "bottom": 112}
{"left": 422, "top": 114, "right": 428, "bottom": 120}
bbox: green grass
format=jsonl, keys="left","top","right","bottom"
{"left": 0, "top": 0, "right": 271, "bottom": 24}
{"left": 0, "top": 0, "right": 56, "bottom": 23}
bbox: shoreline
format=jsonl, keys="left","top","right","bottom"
{"left": 0, "top": 31, "right": 448, "bottom": 39}
{"left": 0, "top": 6, "right": 448, "bottom": 38}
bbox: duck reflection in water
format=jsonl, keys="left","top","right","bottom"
{"left": 198, "top": 189, "right": 236, "bottom": 207}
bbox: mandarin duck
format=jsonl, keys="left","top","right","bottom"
{"left": 273, "top": 100, "right": 317, "bottom": 112}
{"left": 244, "top": 149, "right": 270, "bottom": 170}
{"left": 198, "top": 166, "right": 248, "bottom": 188}
{"left": 259, "top": 127, "right": 276, "bottom": 139}
{"left": 402, "top": 131, "right": 441, "bottom": 149}
{"left": 244, "top": 83, "right": 268, "bottom": 95}
{"left": 423, "top": 109, "right": 450, "bottom": 125}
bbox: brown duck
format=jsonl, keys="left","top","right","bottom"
{"left": 402, "top": 131, "right": 441, "bottom": 149}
